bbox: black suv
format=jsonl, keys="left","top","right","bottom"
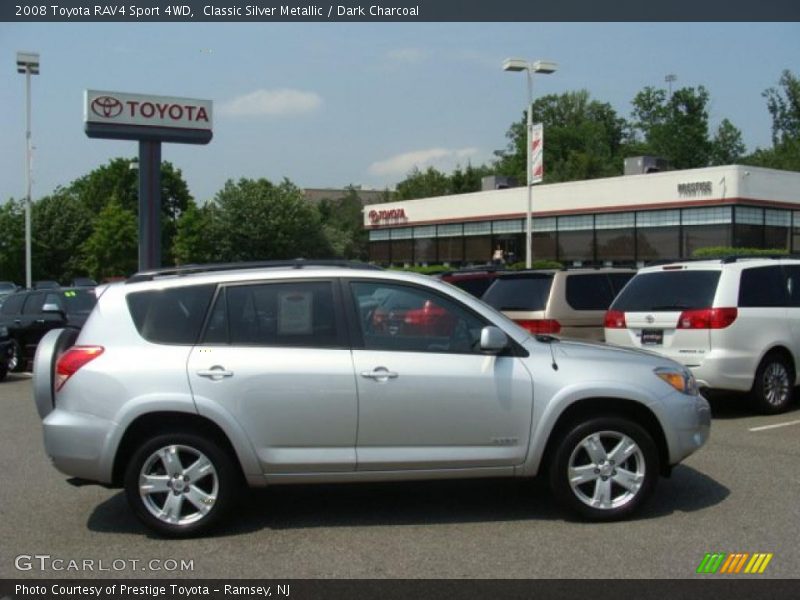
{"left": 0, "top": 287, "right": 97, "bottom": 372}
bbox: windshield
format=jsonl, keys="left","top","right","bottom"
{"left": 610, "top": 270, "right": 721, "bottom": 312}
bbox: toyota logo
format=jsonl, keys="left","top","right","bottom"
{"left": 645, "top": 315, "right": 655, "bottom": 324}
{"left": 91, "top": 96, "right": 123, "bottom": 118}
{"left": 368, "top": 210, "right": 379, "bottom": 223}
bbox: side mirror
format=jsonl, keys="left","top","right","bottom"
{"left": 480, "top": 326, "right": 508, "bottom": 354}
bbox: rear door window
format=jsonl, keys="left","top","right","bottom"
{"left": 738, "top": 266, "right": 787, "bottom": 307}
{"left": 127, "top": 285, "right": 216, "bottom": 345}
{"left": 565, "top": 274, "right": 615, "bottom": 310}
{"left": 22, "top": 292, "right": 45, "bottom": 315}
{"left": 203, "top": 281, "right": 343, "bottom": 349}
{"left": 482, "top": 274, "right": 554, "bottom": 311}
{"left": 611, "top": 270, "right": 721, "bottom": 311}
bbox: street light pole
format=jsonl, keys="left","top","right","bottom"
{"left": 503, "top": 58, "right": 557, "bottom": 269}
{"left": 16, "top": 51, "right": 39, "bottom": 289}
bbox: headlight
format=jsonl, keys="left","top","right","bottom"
{"left": 654, "top": 366, "right": 698, "bottom": 395}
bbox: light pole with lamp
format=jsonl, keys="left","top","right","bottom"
{"left": 16, "top": 51, "right": 39, "bottom": 289}
{"left": 502, "top": 58, "right": 557, "bottom": 269}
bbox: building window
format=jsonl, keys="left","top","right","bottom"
{"left": 532, "top": 232, "right": 557, "bottom": 261}
{"left": 559, "top": 231, "right": 595, "bottom": 263}
{"left": 370, "top": 241, "right": 391, "bottom": 262}
{"left": 437, "top": 223, "right": 463, "bottom": 238}
{"left": 391, "top": 239, "right": 413, "bottom": 264}
{"left": 681, "top": 206, "right": 731, "bottom": 226}
{"left": 464, "top": 236, "right": 492, "bottom": 263}
{"left": 637, "top": 210, "right": 680, "bottom": 228}
{"left": 682, "top": 225, "right": 731, "bottom": 257}
{"left": 414, "top": 238, "right": 436, "bottom": 264}
{"left": 793, "top": 212, "right": 800, "bottom": 253}
{"left": 492, "top": 219, "right": 524, "bottom": 234}
{"left": 595, "top": 212, "right": 635, "bottom": 230}
{"left": 637, "top": 227, "right": 680, "bottom": 262}
{"left": 369, "top": 229, "right": 390, "bottom": 241}
{"left": 735, "top": 206, "right": 763, "bottom": 225}
{"left": 558, "top": 215, "right": 594, "bottom": 231}
{"left": 437, "top": 237, "right": 463, "bottom": 264}
{"left": 463, "top": 221, "right": 491, "bottom": 236}
{"left": 733, "top": 224, "right": 763, "bottom": 248}
{"left": 390, "top": 227, "right": 413, "bottom": 240}
{"left": 597, "top": 229, "right": 635, "bottom": 262}
{"left": 533, "top": 217, "right": 557, "bottom": 232}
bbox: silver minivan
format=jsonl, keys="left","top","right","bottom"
{"left": 34, "top": 262, "right": 709, "bottom": 536}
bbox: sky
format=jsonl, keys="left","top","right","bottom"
{"left": 1, "top": 22, "right": 798, "bottom": 205}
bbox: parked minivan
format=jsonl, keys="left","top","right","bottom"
{"left": 605, "top": 257, "right": 800, "bottom": 413}
{"left": 482, "top": 269, "right": 635, "bottom": 340}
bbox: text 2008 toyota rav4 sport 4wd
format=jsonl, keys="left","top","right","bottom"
{"left": 33, "top": 261, "right": 710, "bottom": 537}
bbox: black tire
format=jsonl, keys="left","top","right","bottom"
{"left": 124, "top": 432, "right": 240, "bottom": 537}
{"left": 549, "top": 417, "right": 659, "bottom": 521}
{"left": 751, "top": 352, "right": 794, "bottom": 415}
{"left": 8, "top": 339, "right": 24, "bottom": 372}
{"left": 0, "top": 360, "right": 7, "bottom": 382}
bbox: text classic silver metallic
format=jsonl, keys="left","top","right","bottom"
{"left": 33, "top": 264, "right": 710, "bottom": 536}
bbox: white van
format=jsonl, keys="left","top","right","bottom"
{"left": 605, "top": 258, "right": 800, "bottom": 413}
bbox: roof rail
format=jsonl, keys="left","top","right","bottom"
{"left": 126, "top": 259, "right": 382, "bottom": 284}
{"left": 720, "top": 253, "right": 797, "bottom": 264}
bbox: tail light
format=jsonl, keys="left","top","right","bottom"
{"left": 55, "top": 346, "right": 104, "bottom": 391}
{"left": 516, "top": 319, "right": 561, "bottom": 334}
{"left": 677, "top": 307, "right": 737, "bottom": 329}
{"left": 604, "top": 310, "right": 627, "bottom": 329}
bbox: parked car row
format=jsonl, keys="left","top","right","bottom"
{"left": 441, "top": 258, "right": 800, "bottom": 414}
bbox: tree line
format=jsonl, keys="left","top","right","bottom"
{"left": 0, "top": 71, "right": 798, "bottom": 283}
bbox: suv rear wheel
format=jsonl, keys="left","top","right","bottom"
{"left": 752, "top": 352, "right": 794, "bottom": 415}
{"left": 124, "top": 432, "right": 239, "bottom": 537}
{"left": 549, "top": 417, "right": 658, "bottom": 521}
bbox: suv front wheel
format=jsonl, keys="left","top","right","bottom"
{"left": 752, "top": 352, "right": 795, "bottom": 415}
{"left": 549, "top": 417, "right": 658, "bottom": 521}
{"left": 124, "top": 432, "right": 239, "bottom": 537}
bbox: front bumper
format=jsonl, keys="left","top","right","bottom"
{"left": 662, "top": 391, "right": 711, "bottom": 465}
{"left": 42, "top": 408, "right": 116, "bottom": 483}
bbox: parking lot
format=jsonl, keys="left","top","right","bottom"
{"left": 0, "top": 373, "right": 798, "bottom": 579}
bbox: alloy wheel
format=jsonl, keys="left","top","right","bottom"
{"left": 762, "top": 362, "right": 791, "bottom": 408}
{"left": 139, "top": 444, "right": 219, "bottom": 526}
{"left": 567, "top": 430, "right": 646, "bottom": 510}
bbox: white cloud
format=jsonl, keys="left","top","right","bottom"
{"left": 368, "top": 147, "right": 479, "bottom": 177}
{"left": 219, "top": 89, "right": 322, "bottom": 117}
{"left": 386, "top": 48, "right": 427, "bottom": 63}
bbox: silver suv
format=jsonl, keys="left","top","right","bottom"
{"left": 33, "top": 261, "right": 710, "bottom": 536}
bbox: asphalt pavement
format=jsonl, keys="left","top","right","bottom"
{"left": 1, "top": 373, "right": 798, "bottom": 579}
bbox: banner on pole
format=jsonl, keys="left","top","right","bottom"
{"left": 531, "top": 122, "right": 544, "bottom": 184}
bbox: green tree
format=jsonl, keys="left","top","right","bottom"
{"left": 210, "top": 178, "right": 330, "bottom": 262}
{"left": 80, "top": 197, "right": 138, "bottom": 280}
{"left": 318, "top": 187, "right": 369, "bottom": 259}
{"left": 495, "top": 90, "right": 626, "bottom": 183}
{"left": 449, "top": 163, "right": 494, "bottom": 194}
{"left": 709, "top": 118, "right": 746, "bottom": 165}
{"left": 395, "top": 166, "right": 451, "bottom": 200}
{"left": 629, "top": 85, "right": 714, "bottom": 169}
{"left": 744, "top": 70, "right": 800, "bottom": 171}
{"left": 172, "top": 200, "right": 219, "bottom": 265}
{"left": 69, "top": 158, "right": 193, "bottom": 264}
{"left": 32, "top": 189, "right": 94, "bottom": 282}
{"left": 0, "top": 199, "right": 24, "bottom": 284}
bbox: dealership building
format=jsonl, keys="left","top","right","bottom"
{"left": 363, "top": 164, "right": 800, "bottom": 267}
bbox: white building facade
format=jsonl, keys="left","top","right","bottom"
{"left": 363, "top": 165, "right": 800, "bottom": 267}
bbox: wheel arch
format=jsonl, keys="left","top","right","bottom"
{"left": 756, "top": 345, "right": 796, "bottom": 383}
{"left": 112, "top": 412, "right": 247, "bottom": 487}
{"left": 538, "top": 397, "right": 671, "bottom": 478}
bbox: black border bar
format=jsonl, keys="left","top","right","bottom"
{"left": 2, "top": 579, "right": 800, "bottom": 600}
{"left": 3, "top": 0, "right": 800, "bottom": 22}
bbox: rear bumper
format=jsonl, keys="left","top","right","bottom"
{"left": 688, "top": 351, "right": 757, "bottom": 393}
{"left": 42, "top": 408, "right": 115, "bottom": 483}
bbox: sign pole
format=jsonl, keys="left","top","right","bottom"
{"left": 138, "top": 141, "right": 162, "bottom": 270}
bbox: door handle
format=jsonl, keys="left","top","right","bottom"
{"left": 35, "top": 319, "right": 45, "bottom": 324}
{"left": 360, "top": 367, "right": 399, "bottom": 381}
{"left": 196, "top": 366, "right": 234, "bottom": 381}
